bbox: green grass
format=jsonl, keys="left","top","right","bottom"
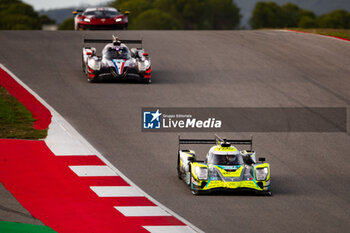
{"left": 0, "top": 86, "right": 47, "bottom": 139}
{"left": 0, "top": 221, "right": 56, "bottom": 233}
{"left": 290, "top": 28, "right": 350, "bottom": 40}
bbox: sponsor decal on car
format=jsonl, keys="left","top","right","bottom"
{"left": 112, "top": 59, "right": 125, "bottom": 75}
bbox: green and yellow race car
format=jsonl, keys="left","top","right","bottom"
{"left": 177, "top": 135, "right": 271, "bottom": 195}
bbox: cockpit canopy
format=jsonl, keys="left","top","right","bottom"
{"left": 83, "top": 8, "right": 119, "bottom": 18}
{"left": 207, "top": 146, "right": 243, "bottom": 166}
{"left": 208, "top": 153, "right": 243, "bottom": 166}
{"left": 103, "top": 46, "right": 130, "bottom": 60}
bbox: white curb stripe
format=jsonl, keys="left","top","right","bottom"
{"left": 114, "top": 206, "right": 171, "bottom": 217}
{"left": 143, "top": 226, "right": 196, "bottom": 233}
{"left": 90, "top": 186, "right": 144, "bottom": 197}
{"left": 46, "top": 115, "right": 95, "bottom": 155}
{"left": 69, "top": 166, "right": 118, "bottom": 177}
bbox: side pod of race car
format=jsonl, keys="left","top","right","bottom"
{"left": 177, "top": 135, "right": 271, "bottom": 195}
{"left": 82, "top": 35, "right": 151, "bottom": 83}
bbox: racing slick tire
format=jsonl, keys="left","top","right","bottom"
{"left": 263, "top": 191, "right": 272, "bottom": 196}
{"left": 87, "top": 77, "right": 95, "bottom": 83}
{"left": 177, "top": 154, "right": 182, "bottom": 180}
{"left": 77, "top": 24, "right": 84, "bottom": 31}
{"left": 142, "top": 78, "right": 151, "bottom": 84}
{"left": 140, "top": 73, "right": 151, "bottom": 84}
{"left": 87, "top": 75, "right": 99, "bottom": 83}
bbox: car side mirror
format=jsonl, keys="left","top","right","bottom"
{"left": 73, "top": 10, "right": 83, "bottom": 16}
{"left": 258, "top": 157, "right": 266, "bottom": 163}
{"left": 188, "top": 157, "right": 195, "bottom": 162}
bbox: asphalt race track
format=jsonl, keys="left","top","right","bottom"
{"left": 0, "top": 30, "right": 349, "bottom": 233}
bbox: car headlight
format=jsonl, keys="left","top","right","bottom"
{"left": 255, "top": 167, "right": 268, "bottom": 181}
{"left": 138, "top": 61, "right": 150, "bottom": 71}
{"left": 144, "top": 60, "right": 150, "bottom": 69}
{"left": 115, "top": 18, "right": 122, "bottom": 22}
{"left": 88, "top": 59, "right": 100, "bottom": 70}
{"left": 194, "top": 167, "right": 208, "bottom": 180}
{"left": 128, "top": 61, "right": 135, "bottom": 67}
{"left": 138, "top": 61, "right": 145, "bottom": 71}
{"left": 83, "top": 18, "right": 91, "bottom": 22}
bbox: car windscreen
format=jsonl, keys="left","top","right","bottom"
{"left": 83, "top": 10, "right": 119, "bottom": 18}
{"left": 104, "top": 47, "right": 130, "bottom": 60}
{"left": 208, "top": 154, "right": 243, "bottom": 165}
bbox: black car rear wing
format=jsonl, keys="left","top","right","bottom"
{"left": 178, "top": 134, "right": 253, "bottom": 151}
{"left": 83, "top": 38, "right": 143, "bottom": 48}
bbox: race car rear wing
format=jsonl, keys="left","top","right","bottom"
{"left": 178, "top": 134, "right": 253, "bottom": 151}
{"left": 83, "top": 38, "right": 143, "bottom": 48}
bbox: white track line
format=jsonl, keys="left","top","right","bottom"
{"left": 46, "top": 114, "right": 95, "bottom": 155}
{"left": 69, "top": 165, "right": 118, "bottom": 177}
{"left": 143, "top": 226, "right": 196, "bottom": 233}
{"left": 0, "top": 64, "right": 203, "bottom": 233}
{"left": 115, "top": 206, "right": 171, "bottom": 217}
{"left": 90, "top": 186, "right": 144, "bottom": 197}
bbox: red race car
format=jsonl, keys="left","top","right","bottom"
{"left": 73, "top": 7, "right": 129, "bottom": 30}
